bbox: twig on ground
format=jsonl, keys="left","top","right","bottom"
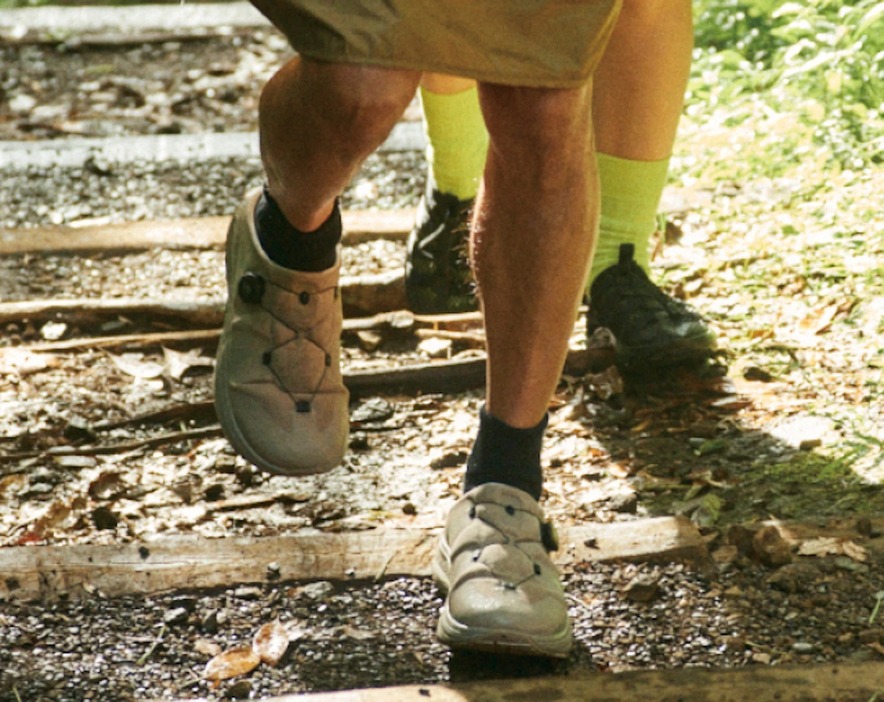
{"left": 136, "top": 625, "right": 167, "bottom": 666}
{"left": 0, "top": 426, "right": 223, "bottom": 468}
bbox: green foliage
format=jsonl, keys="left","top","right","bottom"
{"left": 690, "top": 0, "right": 884, "bottom": 168}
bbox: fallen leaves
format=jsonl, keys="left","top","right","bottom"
{"left": 0, "top": 347, "right": 59, "bottom": 376}
{"left": 203, "top": 646, "right": 261, "bottom": 684}
{"left": 203, "top": 618, "right": 297, "bottom": 687}
{"left": 252, "top": 620, "right": 289, "bottom": 667}
{"left": 108, "top": 346, "right": 215, "bottom": 382}
{"left": 798, "top": 537, "right": 869, "bottom": 563}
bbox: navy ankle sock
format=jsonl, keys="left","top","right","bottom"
{"left": 463, "top": 406, "right": 545, "bottom": 500}
{"left": 254, "top": 186, "right": 342, "bottom": 272}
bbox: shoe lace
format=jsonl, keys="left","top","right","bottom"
{"left": 467, "top": 498, "right": 556, "bottom": 589}
{"left": 260, "top": 279, "right": 339, "bottom": 412}
{"left": 414, "top": 194, "right": 475, "bottom": 293}
{"left": 592, "top": 244, "right": 697, "bottom": 324}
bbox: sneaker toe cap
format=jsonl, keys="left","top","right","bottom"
{"left": 217, "top": 379, "right": 348, "bottom": 474}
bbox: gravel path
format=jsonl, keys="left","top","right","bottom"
{"left": 3, "top": 557, "right": 882, "bottom": 700}
{"left": 2, "top": 12, "right": 883, "bottom": 702}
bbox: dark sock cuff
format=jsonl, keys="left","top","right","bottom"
{"left": 464, "top": 405, "right": 546, "bottom": 500}
{"left": 254, "top": 186, "right": 342, "bottom": 272}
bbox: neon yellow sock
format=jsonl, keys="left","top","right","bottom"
{"left": 420, "top": 86, "right": 489, "bottom": 201}
{"left": 589, "top": 153, "right": 671, "bottom": 287}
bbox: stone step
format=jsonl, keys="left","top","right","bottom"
{"left": 0, "top": 123, "right": 424, "bottom": 172}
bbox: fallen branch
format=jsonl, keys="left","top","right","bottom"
{"left": 136, "top": 624, "right": 167, "bottom": 666}
{"left": 414, "top": 328, "right": 486, "bottom": 346}
{"left": 174, "top": 662, "right": 884, "bottom": 702}
{"left": 0, "top": 426, "right": 223, "bottom": 467}
{"left": 19, "top": 310, "right": 483, "bottom": 354}
{"left": 0, "top": 516, "right": 704, "bottom": 600}
{"left": 0, "top": 272, "right": 410, "bottom": 326}
{"left": 34, "top": 347, "right": 586, "bottom": 437}
{"left": 0, "top": 209, "right": 412, "bottom": 256}
{"left": 0, "top": 297, "right": 226, "bottom": 328}
{"left": 91, "top": 401, "right": 218, "bottom": 431}
{"left": 344, "top": 356, "right": 487, "bottom": 398}
{"left": 27, "top": 329, "right": 221, "bottom": 353}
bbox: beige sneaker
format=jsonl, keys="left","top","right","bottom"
{"left": 214, "top": 189, "right": 349, "bottom": 475}
{"left": 433, "top": 483, "right": 572, "bottom": 658}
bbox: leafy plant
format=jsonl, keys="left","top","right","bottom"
{"left": 691, "top": 0, "right": 884, "bottom": 169}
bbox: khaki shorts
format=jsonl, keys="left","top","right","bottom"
{"left": 250, "top": 0, "right": 622, "bottom": 88}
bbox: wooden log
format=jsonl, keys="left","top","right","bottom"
{"left": 0, "top": 285, "right": 406, "bottom": 330}
{"left": 0, "top": 275, "right": 410, "bottom": 326}
{"left": 25, "top": 329, "right": 222, "bottom": 353}
{"left": 0, "top": 209, "right": 413, "bottom": 256}
{"left": 345, "top": 356, "right": 486, "bottom": 398}
{"left": 0, "top": 297, "right": 227, "bottom": 328}
{"left": 345, "top": 347, "right": 589, "bottom": 398}
{"left": 340, "top": 270, "right": 406, "bottom": 317}
{"left": 228, "top": 662, "right": 884, "bottom": 702}
{"left": 23, "top": 311, "right": 484, "bottom": 353}
{"left": 0, "top": 516, "right": 703, "bottom": 601}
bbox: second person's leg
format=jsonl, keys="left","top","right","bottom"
{"left": 405, "top": 73, "right": 488, "bottom": 313}
{"left": 586, "top": 0, "right": 715, "bottom": 373}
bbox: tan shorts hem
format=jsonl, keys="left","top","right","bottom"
{"left": 251, "top": 0, "right": 622, "bottom": 89}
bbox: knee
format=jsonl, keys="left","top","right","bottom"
{"left": 261, "top": 59, "right": 420, "bottom": 157}
{"left": 479, "top": 84, "right": 591, "bottom": 161}
{"left": 303, "top": 61, "right": 420, "bottom": 150}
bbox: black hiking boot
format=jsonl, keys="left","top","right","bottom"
{"left": 404, "top": 181, "right": 477, "bottom": 314}
{"left": 587, "top": 243, "right": 717, "bottom": 373}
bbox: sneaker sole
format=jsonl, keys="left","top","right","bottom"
{"left": 436, "top": 606, "right": 572, "bottom": 659}
{"left": 616, "top": 338, "right": 718, "bottom": 372}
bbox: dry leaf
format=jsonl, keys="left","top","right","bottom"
{"left": 162, "top": 347, "right": 214, "bottom": 380}
{"left": 587, "top": 365, "right": 624, "bottom": 401}
{"left": 203, "top": 646, "right": 261, "bottom": 682}
{"left": 195, "top": 639, "right": 222, "bottom": 657}
{"left": 87, "top": 471, "right": 125, "bottom": 499}
{"left": 110, "top": 353, "right": 165, "bottom": 379}
{"left": 252, "top": 620, "right": 290, "bottom": 667}
{"left": 798, "top": 537, "right": 842, "bottom": 557}
{"left": 842, "top": 540, "right": 869, "bottom": 563}
{"left": 798, "top": 537, "right": 868, "bottom": 562}
{"left": 0, "top": 348, "right": 59, "bottom": 375}
{"left": 0, "top": 474, "right": 27, "bottom": 497}
{"left": 798, "top": 302, "right": 840, "bottom": 334}
{"left": 341, "top": 625, "right": 374, "bottom": 641}
{"left": 18, "top": 499, "right": 74, "bottom": 544}
{"left": 866, "top": 641, "right": 884, "bottom": 657}
{"left": 284, "top": 619, "right": 308, "bottom": 643}
{"left": 417, "top": 337, "right": 452, "bottom": 359}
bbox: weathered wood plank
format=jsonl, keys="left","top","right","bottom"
{"left": 22, "top": 310, "right": 485, "bottom": 353}
{"left": 0, "top": 517, "right": 703, "bottom": 601}
{"left": 217, "top": 662, "right": 884, "bottom": 702}
{"left": 0, "top": 209, "right": 413, "bottom": 255}
{"left": 0, "top": 297, "right": 227, "bottom": 328}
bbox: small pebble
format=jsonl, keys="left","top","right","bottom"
{"left": 163, "top": 607, "right": 189, "bottom": 626}
{"left": 267, "top": 562, "right": 281, "bottom": 580}
{"left": 225, "top": 679, "right": 252, "bottom": 699}
{"left": 233, "top": 586, "right": 263, "bottom": 600}
{"left": 201, "top": 610, "right": 219, "bottom": 634}
{"left": 624, "top": 573, "right": 662, "bottom": 603}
